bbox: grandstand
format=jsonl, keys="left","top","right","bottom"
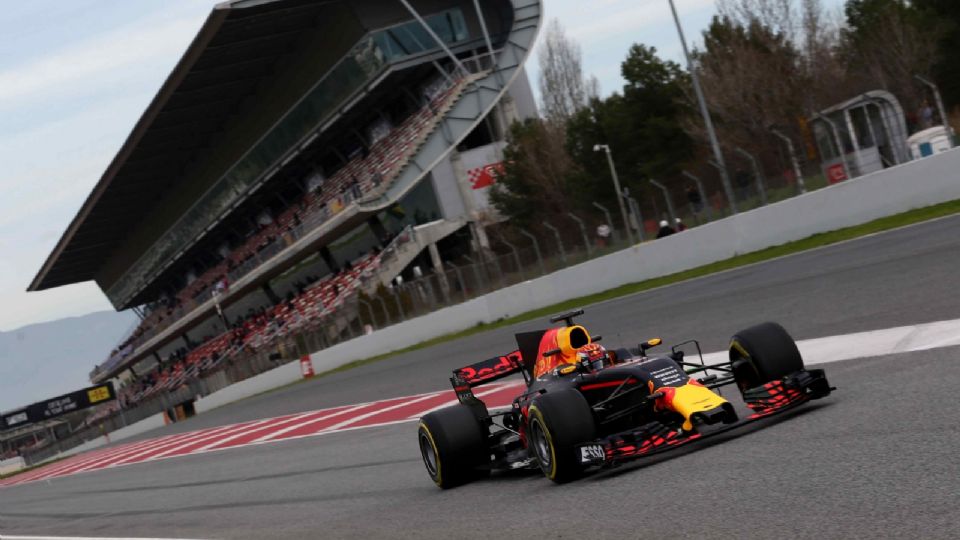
{"left": 28, "top": 0, "right": 542, "bottom": 432}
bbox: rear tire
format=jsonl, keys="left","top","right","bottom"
{"left": 418, "top": 405, "right": 488, "bottom": 489}
{"left": 730, "top": 322, "right": 804, "bottom": 391}
{"left": 527, "top": 388, "right": 596, "bottom": 483}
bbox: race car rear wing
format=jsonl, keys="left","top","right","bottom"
{"left": 450, "top": 350, "right": 524, "bottom": 405}
{"left": 451, "top": 351, "right": 523, "bottom": 388}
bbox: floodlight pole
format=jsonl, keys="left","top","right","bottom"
{"left": 667, "top": 0, "right": 736, "bottom": 214}
{"left": 770, "top": 129, "right": 806, "bottom": 194}
{"left": 594, "top": 144, "right": 634, "bottom": 245}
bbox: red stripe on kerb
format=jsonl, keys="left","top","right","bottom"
{"left": 265, "top": 399, "right": 408, "bottom": 440}
{"left": 347, "top": 392, "right": 454, "bottom": 427}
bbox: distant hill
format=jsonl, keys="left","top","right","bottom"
{"left": 0, "top": 310, "right": 137, "bottom": 412}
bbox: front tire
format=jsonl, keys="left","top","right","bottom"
{"left": 527, "top": 389, "right": 596, "bottom": 483}
{"left": 418, "top": 405, "right": 488, "bottom": 489}
{"left": 730, "top": 322, "right": 804, "bottom": 391}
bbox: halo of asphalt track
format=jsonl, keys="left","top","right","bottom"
{"left": 3, "top": 215, "right": 960, "bottom": 539}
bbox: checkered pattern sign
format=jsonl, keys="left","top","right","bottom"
{"left": 467, "top": 162, "right": 505, "bottom": 190}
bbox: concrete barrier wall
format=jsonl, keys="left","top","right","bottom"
{"left": 188, "top": 148, "right": 960, "bottom": 409}
{"left": 39, "top": 413, "right": 167, "bottom": 464}
{"left": 1, "top": 456, "right": 26, "bottom": 475}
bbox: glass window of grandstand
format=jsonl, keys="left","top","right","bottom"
{"left": 377, "top": 178, "right": 443, "bottom": 234}
{"left": 328, "top": 225, "right": 382, "bottom": 269}
{"left": 372, "top": 9, "right": 468, "bottom": 60}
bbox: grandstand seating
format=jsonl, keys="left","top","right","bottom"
{"left": 114, "top": 250, "right": 383, "bottom": 407}
{"left": 100, "top": 77, "right": 471, "bottom": 372}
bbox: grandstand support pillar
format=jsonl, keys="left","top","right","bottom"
{"left": 319, "top": 246, "right": 339, "bottom": 272}
{"left": 500, "top": 93, "right": 519, "bottom": 126}
{"left": 261, "top": 283, "right": 281, "bottom": 305}
{"left": 428, "top": 242, "right": 451, "bottom": 300}
{"left": 367, "top": 216, "right": 390, "bottom": 247}
{"left": 449, "top": 150, "right": 492, "bottom": 257}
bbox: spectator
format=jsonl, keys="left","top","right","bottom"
{"left": 596, "top": 223, "right": 611, "bottom": 247}
{"left": 656, "top": 219, "right": 676, "bottom": 239}
{"left": 920, "top": 100, "right": 935, "bottom": 129}
{"left": 685, "top": 184, "right": 703, "bottom": 223}
{"left": 675, "top": 218, "right": 687, "bottom": 232}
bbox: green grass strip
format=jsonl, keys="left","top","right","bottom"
{"left": 312, "top": 197, "right": 960, "bottom": 378}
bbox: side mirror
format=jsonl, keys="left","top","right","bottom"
{"left": 640, "top": 338, "right": 662, "bottom": 354}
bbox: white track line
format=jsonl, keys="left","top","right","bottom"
{"left": 190, "top": 410, "right": 319, "bottom": 452}
{"left": 252, "top": 403, "right": 372, "bottom": 443}
{"left": 10, "top": 318, "right": 960, "bottom": 486}
{"left": 62, "top": 425, "right": 241, "bottom": 475}
{"left": 414, "top": 382, "right": 520, "bottom": 417}
{"left": 317, "top": 392, "right": 444, "bottom": 432}
{"left": 22, "top": 434, "right": 194, "bottom": 483}
{"left": 0, "top": 534, "right": 210, "bottom": 540}
{"left": 134, "top": 419, "right": 276, "bottom": 463}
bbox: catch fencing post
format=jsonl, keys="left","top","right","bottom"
{"left": 374, "top": 295, "right": 391, "bottom": 325}
{"left": 734, "top": 147, "right": 768, "bottom": 205}
{"left": 392, "top": 286, "right": 406, "bottom": 321}
{"left": 591, "top": 201, "right": 618, "bottom": 243}
{"left": 520, "top": 229, "right": 546, "bottom": 276}
{"left": 463, "top": 254, "right": 487, "bottom": 293}
{"left": 814, "top": 113, "right": 853, "bottom": 180}
{"left": 542, "top": 221, "right": 566, "bottom": 264}
{"left": 358, "top": 298, "right": 378, "bottom": 329}
{"left": 566, "top": 212, "right": 592, "bottom": 256}
{"left": 769, "top": 129, "right": 806, "bottom": 194}
{"left": 649, "top": 179, "right": 677, "bottom": 226}
{"left": 445, "top": 261, "right": 469, "bottom": 302}
{"left": 708, "top": 159, "right": 737, "bottom": 215}
{"left": 681, "top": 170, "right": 713, "bottom": 222}
{"left": 915, "top": 74, "right": 955, "bottom": 146}
{"left": 498, "top": 233, "right": 525, "bottom": 281}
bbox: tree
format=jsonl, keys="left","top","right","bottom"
{"left": 842, "top": 0, "right": 940, "bottom": 112}
{"left": 903, "top": 0, "right": 960, "bottom": 109}
{"left": 537, "top": 18, "right": 589, "bottom": 122}
{"left": 564, "top": 45, "right": 693, "bottom": 223}
{"left": 693, "top": 16, "right": 808, "bottom": 152}
{"left": 488, "top": 119, "right": 580, "bottom": 228}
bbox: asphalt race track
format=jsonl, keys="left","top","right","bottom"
{"left": 3, "top": 215, "right": 960, "bottom": 539}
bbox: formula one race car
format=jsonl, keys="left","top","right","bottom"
{"left": 417, "top": 310, "right": 834, "bottom": 487}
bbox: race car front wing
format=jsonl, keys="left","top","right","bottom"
{"left": 576, "top": 368, "right": 833, "bottom": 467}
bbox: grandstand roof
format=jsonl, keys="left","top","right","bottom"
{"left": 29, "top": 0, "right": 337, "bottom": 293}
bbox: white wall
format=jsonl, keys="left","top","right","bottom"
{"left": 0, "top": 456, "right": 25, "bottom": 475}
{"left": 163, "top": 148, "right": 960, "bottom": 412}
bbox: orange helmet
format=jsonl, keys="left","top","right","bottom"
{"left": 576, "top": 343, "right": 608, "bottom": 371}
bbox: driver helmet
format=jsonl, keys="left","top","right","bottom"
{"left": 576, "top": 343, "right": 608, "bottom": 371}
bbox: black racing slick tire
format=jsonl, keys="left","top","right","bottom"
{"left": 527, "top": 388, "right": 596, "bottom": 484}
{"left": 418, "top": 405, "right": 487, "bottom": 489}
{"left": 730, "top": 322, "right": 804, "bottom": 392}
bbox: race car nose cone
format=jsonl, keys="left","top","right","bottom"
{"left": 692, "top": 403, "right": 738, "bottom": 426}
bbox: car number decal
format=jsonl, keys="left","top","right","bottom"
{"left": 578, "top": 444, "right": 605, "bottom": 464}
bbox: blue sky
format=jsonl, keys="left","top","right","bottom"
{"left": 0, "top": 0, "right": 843, "bottom": 332}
